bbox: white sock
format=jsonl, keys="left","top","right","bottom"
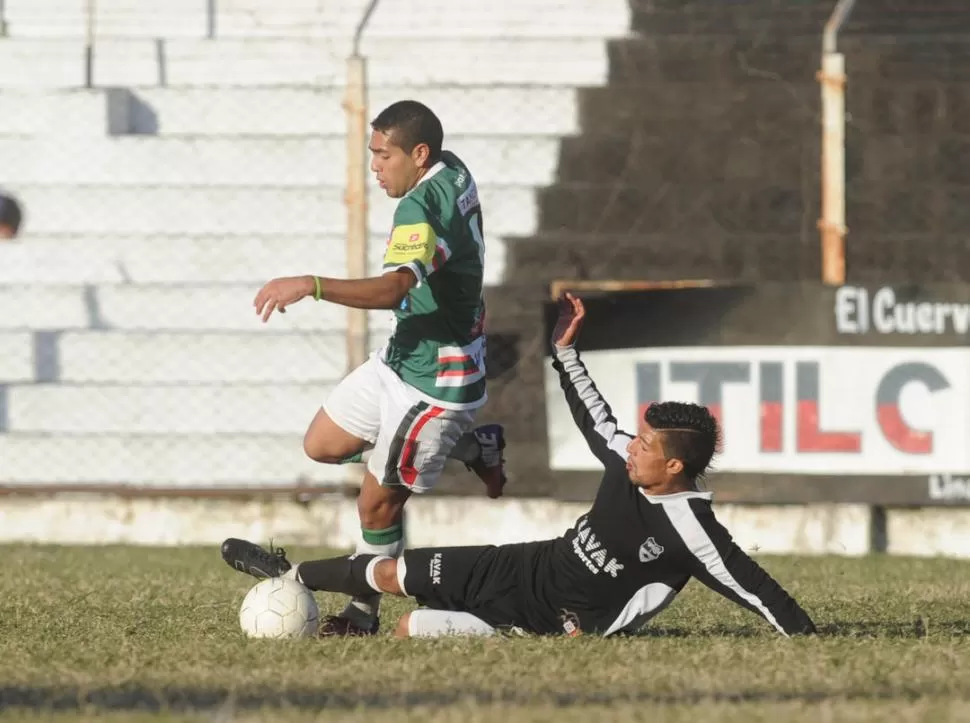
{"left": 341, "top": 535, "right": 404, "bottom": 625}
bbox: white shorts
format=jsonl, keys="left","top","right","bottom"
{"left": 407, "top": 609, "right": 496, "bottom": 638}
{"left": 323, "top": 354, "right": 477, "bottom": 494}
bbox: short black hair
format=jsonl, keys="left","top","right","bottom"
{"left": 0, "top": 192, "right": 22, "bottom": 235}
{"left": 371, "top": 100, "right": 443, "bottom": 163}
{"left": 645, "top": 401, "right": 721, "bottom": 482}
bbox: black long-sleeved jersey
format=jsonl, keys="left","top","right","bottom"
{"left": 503, "top": 344, "right": 817, "bottom": 637}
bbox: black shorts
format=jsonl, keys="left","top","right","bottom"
{"left": 401, "top": 544, "right": 526, "bottom": 628}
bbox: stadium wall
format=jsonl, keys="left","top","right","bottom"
{"left": 0, "top": 492, "right": 967, "bottom": 559}
{"left": 5, "top": 1, "right": 970, "bottom": 557}
{"left": 4, "top": 280, "right": 970, "bottom": 557}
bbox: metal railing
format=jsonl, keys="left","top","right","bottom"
{"left": 84, "top": 0, "right": 96, "bottom": 88}
{"left": 818, "top": 0, "right": 858, "bottom": 286}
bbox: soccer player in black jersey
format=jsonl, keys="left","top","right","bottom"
{"left": 222, "top": 294, "right": 817, "bottom": 639}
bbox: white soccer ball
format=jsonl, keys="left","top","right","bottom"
{"left": 238, "top": 577, "right": 320, "bottom": 639}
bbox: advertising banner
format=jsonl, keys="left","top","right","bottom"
{"left": 542, "top": 282, "right": 970, "bottom": 504}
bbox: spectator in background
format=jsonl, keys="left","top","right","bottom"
{"left": 0, "top": 192, "right": 23, "bottom": 239}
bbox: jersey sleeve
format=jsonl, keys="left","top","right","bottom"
{"left": 667, "top": 500, "right": 817, "bottom": 637}
{"left": 383, "top": 197, "right": 445, "bottom": 285}
{"left": 551, "top": 344, "right": 635, "bottom": 465}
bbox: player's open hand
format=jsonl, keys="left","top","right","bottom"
{"left": 253, "top": 275, "right": 314, "bottom": 323}
{"left": 551, "top": 292, "right": 585, "bottom": 348}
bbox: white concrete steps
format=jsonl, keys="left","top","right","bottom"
{"left": 0, "top": 433, "right": 350, "bottom": 486}
{"left": 0, "top": 136, "right": 560, "bottom": 186}
{"left": 0, "top": 38, "right": 613, "bottom": 88}
{"left": 6, "top": 184, "right": 535, "bottom": 236}
{"left": 0, "top": 284, "right": 400, "bottom": 335}
{"left": 0, "top": 333, "right": 34, "bottom": 383}
{"left": 7, "top": 383, "right": 330, "bottom": 434}
{"left": 0, "top": 235, "right": 391, "bottom": 284}
{"left": 0, "top": 86, "right": 579, "bottom": 137}
{"left": 119, "top": 86, "right": 580, "bottom": 137}
{"left": 0, "top": 0, "right": 627, "bottom": 491}
{"left": 3, "top": 0, "right": 631, "bottom": 39}
{"left": 0, "top": 328, "right": 389, "bottom": 383}
{"left": 33, "top": 330, "right": 352, "bottom": 383}
{"left": 0, "top": 90, "right": 120, "bottom": 136}
{"left": 0, "top": 232, "right": 506, "bottom": 286}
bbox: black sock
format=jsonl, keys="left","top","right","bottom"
{"left": 296, "top": 555, "right": 379, "bottom": 597}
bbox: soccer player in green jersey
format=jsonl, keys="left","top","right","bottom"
{"left": 245, "top": 100, "right": 506, "bottom": 636}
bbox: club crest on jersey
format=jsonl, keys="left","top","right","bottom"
{"left": 638, "top": 537, "right": 664, "bottom": 563}
{"left": 559, "top": 609, "right": 582, "bottom": 638}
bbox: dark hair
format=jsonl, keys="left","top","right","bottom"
{"left": 371, "top": 100, "right": 443, "bottom": 163}
{"left": 645, "top": 401, "right": 721, "bottom": 482}
{"left": 0, "top": 193, "right": 22, "bottom": 234}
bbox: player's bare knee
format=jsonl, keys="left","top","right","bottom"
{"left": 373, "top": 559, "right": 404, "bottom": 596}
{"left": 393, "top": 613, "right": 412, "bottom": 638}
{"left": 357, "top": 494, "right": 396, "bottom": 529}
{"left": 302, "top": 427, "right": 347, "bottom": 463}
{"left": 303, "top": 410, "right": 365, "bottom": 463}
{"left": 303, "top": 436, "right": 341, "bottom": 464}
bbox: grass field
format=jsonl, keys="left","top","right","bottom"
{"left": 2, "top": 545, "right": 970, "bottom": 722}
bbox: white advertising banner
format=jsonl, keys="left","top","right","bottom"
{"left": 545, "top": 346, "right": 970, "bottom": 475}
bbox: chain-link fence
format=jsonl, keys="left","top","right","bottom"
{"left": 2, "top": 0, "right": 969, "bottom": 497}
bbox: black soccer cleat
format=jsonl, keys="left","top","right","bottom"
{"left": 317, "top": 614, "right": 380, "bottom": 637}
{"left": 221, "top": 537, "right": 292, "bottom": 579}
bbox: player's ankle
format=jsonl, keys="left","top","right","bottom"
{"left": 343, "top": 597, "right": 380, "bottom": 626}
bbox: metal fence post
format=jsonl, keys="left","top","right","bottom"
{"left": 84, "top": 0, "right": 96, "bottom": 88}
{"left": 344, "top": 1, "right": 381, "bottom": 375}
{"left": 818, "top": 0, "right": 858, "bottom": 286}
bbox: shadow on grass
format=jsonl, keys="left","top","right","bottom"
{"left": 817, "top": 620, "right": 970, "bottom": 638}
{"left": 630, "top": 626, "right": 762, "bottom": 638}
{"left": 0, "top": 685, "right": 943, "bottom": 713}
{"left": 633, "top": 620, "right": 970, "bottom": 639}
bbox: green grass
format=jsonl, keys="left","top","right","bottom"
{"left": 2, "top": 546, "right": 970, "bottom": 722}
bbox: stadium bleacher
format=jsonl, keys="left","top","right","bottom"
{"left": 0, "top": 0, "right": 633, "bottom": 487}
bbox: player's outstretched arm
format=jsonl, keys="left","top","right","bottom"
{"left": 252, "top": 269, "right": 416, "bottom": 321}
{"left": 550, "top": 293, "right": 634, "bottom": 464}
{"left": 667, "top": 501, "right": 817, "bottom": 636}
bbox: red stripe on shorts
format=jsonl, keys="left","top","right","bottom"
{"left": 399, "top": 406, "right": 445, "bottom": 488}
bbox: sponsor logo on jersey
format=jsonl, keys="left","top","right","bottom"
{"left": 429, "top": 552, "right": 442, "bottom": 585}
{"left": 571, "top": 515, "right": 625, "bottom": 578}
{"left": 638, "top": 537, "right": 664, "bottom": 563}
{"left": 386, "top": 223, "right": 435, "bottom": 266}
{"left": 457, "top": 183, "right": 479, "bottom": 216}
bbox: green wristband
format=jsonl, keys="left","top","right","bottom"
{"left": 313, "top": 276, "right": 322, "bottom": 301}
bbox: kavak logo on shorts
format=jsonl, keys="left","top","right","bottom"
{"left": 429, "top": 552, "right": 442, "bottom": 585}
{"left": 638, "top": 537, "right": 664, "bottom": 563}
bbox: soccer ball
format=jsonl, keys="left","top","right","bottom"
{"left": 238, "top": 577, "right": 320, "bottom": 639}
